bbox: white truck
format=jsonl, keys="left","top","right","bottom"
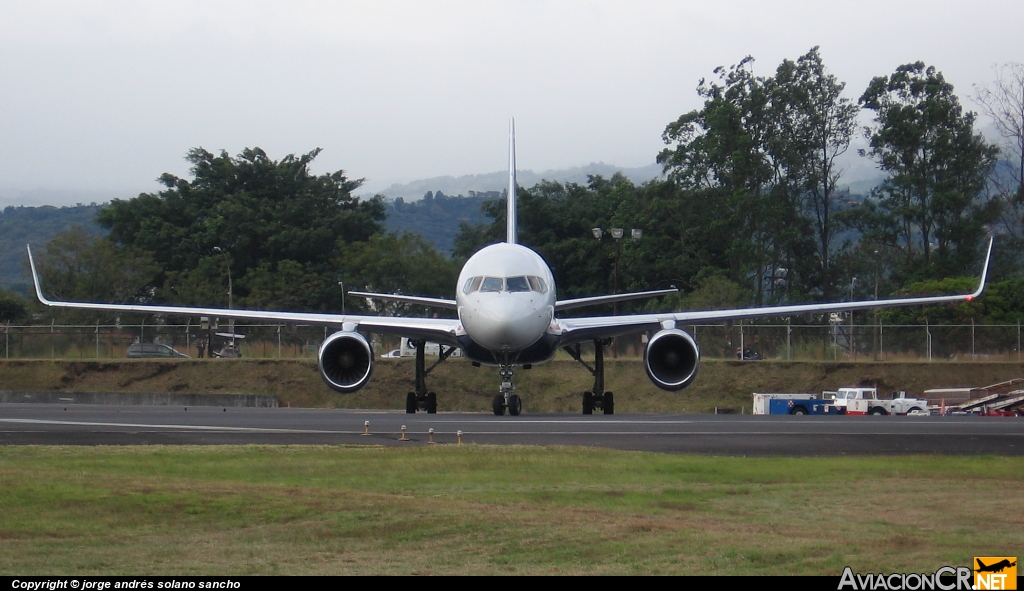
{"left": 828, "top": 387, "right": 929, "bottom": 416}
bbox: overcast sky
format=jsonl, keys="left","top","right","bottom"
{"left": 1, "top": 1, "right": 1021, "bottom": 206}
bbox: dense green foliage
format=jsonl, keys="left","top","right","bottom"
{"left": 855, "top": 62, "right": 1000, "bottom": 277}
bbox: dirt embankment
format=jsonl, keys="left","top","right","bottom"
{"left": 1, "top": 358, "right": 1022, "bottom": 413}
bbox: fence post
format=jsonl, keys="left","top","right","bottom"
{"left": 926, "top": 318, "right": 932, "bottom": 362}
{"left": 787, "top": 317, "right": 791, "bottom": 360}
{"left": 50, "top": 319, "right": 54, "bottom": 359}
{"left": 95, "top": 320, "right": 99, "bottom": 358}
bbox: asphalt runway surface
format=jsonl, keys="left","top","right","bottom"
{"left": 2, "top": 402, "right": 1022, "bottom": 455}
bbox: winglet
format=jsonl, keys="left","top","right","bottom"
{"left": 26, "top": 245, "right": 52, "bottom": 305}
{"left": 507, "top": 117, "right": 518, "bottom": 245}
{"left": 968, "top": 236, "right": 994, "bottom": 300}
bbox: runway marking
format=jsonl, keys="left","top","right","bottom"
{"left": 0, "top": 418, "right": 348, "bottom": 434}
{"left": 2, "top": 419, "right": 1020, "bottom": 438}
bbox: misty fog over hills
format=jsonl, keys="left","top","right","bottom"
{"left": 367, "top": 162, "right": 665, "bottom": 201}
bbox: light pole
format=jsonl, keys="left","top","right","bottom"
{"left": 338, "top": 279, "right": 345, "bottom": 315}
{"left": 593, "top": 227, "right": 642, "bottom": 357}
{"left": 591, "top": 227, "right": 642, "bottom": 315}
{"left": 213, "top": 247, "right": 234, "bottom": 352}
{"left": 849, "top": 276, "right": 857, "bottom": 359}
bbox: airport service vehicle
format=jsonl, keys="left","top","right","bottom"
{"left": 753, "top": 393, "right": 840, "bottom": 415}
{"left": 769, "top": 398, "right": 841, "bottom": 415}
{"left": 830, "top": 387, "right": 929, "bottom": 416}
{"left": 26, "top": 120, "right": 994, "bottom": 418}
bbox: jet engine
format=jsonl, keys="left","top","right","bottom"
{"left": 644, "top": 328, "right": 700, "bottom": 391}
{"left": 318, "top": 331, "right": 374, "bottom": 393}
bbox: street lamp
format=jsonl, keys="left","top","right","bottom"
{"left": 338, "top": 279, "right": 346, "bottom": 315}
{"left": 591, "top": 226, "right": 643, "bottom": 314}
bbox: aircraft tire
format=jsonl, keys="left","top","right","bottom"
{"left": 426, "top": 392, "right": 437, "bottom": 414}
{"left": 582, "top": 391, "right": 593, "bottom": 415}
{"left": 509, "top": 395, "right": 522, "bottom": 416}
{"left": 405, "top": 392, "right": 417, "bottom": 414}
{"left": 492, "top": 395, "right": 506, "bottom": 416}
{"left": 603, "top": 392, "right": 614, "bottom": 415}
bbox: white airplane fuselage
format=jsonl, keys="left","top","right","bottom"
{"left": 455, "top": 242, "right": 557, "bottom": 364}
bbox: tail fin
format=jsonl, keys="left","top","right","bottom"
{"left": 507, "top": 117, "right": 517, "bottom": 245}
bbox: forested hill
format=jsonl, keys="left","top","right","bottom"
{"left": 0, "top": 205, "right": 104, "bottom": 293}
{"left": 384, "top": 190, "right": 497, "bottom": 254}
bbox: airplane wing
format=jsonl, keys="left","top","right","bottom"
{"left": 347, "top": 291, "right": 458, "bottom": 310}
{"left": 556, "top": 238, "right": 993, "bottom": 345}
{"left": 554, "top": 288, "right": 678, "bottom": 312}
{"left": 26, "top": 246, "right": 462, "bottom": 346}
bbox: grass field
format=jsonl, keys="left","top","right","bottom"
{"left": 4, "top": 358, "right": 1024, "bottom": 412}
{"left": 1, "top": 445, "right": 1021, "bottom": 575}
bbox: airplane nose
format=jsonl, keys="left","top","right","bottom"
{"left": 468, "top": 296, "right": 549, "bottom": 351}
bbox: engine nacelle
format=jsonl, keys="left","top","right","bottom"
{"left": 644, "top": 328, "right": 700, "bottom": 391}
{"left": 318, "top": 331, "right": 374, "bottom": 393}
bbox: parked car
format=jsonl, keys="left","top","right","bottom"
{"left": 381, "top": 349, "right": 402, "bottom": 359}
{"left": 127, "top": 343, "right": 191, "bottom": 359}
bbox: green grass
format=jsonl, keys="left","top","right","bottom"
{"left": 1, "top": 446, "right": 1021, "bottom": 575}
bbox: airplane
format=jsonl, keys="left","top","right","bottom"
{"left": 27, "top": 119, "right": 994, "bottom": 417}
{"left": 976, "top": 558, "right": 1016, "bottom": 573}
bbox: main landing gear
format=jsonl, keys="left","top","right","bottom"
{"left": 405, "top": 339, "right": 458, "bottom": 414}
{"left": 564, "top": 339, "right": 614, "bottom": 415}
{"left": 492, "top": 358, "right": 522, "bottom": 416}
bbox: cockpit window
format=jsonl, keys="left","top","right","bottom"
{"left": 480, "top": 277, "right": 504, "bottom": 292}
{"left": 463, "top": 275, "right": 548, "bottom": 294}
{"left": 506, "top": 276, "right": 530, "bottom": 292}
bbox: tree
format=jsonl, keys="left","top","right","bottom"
{"left": 0, "top": 288, "right": 28, "bottom": 322}
{"left": 335, "top": 233, "right": 459, "bottom": 316}
{"left": 974, "top": 63, "right": 1024, "bottom": 264}
{"left": 33, "top": 227, "right": 160, "bottom": 322}
{"left": 657, "top": 54, "right": 818, "bottom": 305}
{"left": 772, "top": 47, "right": 859, "bottom": 298}
{"left": 98, "top": 147, "right": 386, "bottom": 311}
{"left": 859, "top": 62, "right": 1000, "bottom": 276}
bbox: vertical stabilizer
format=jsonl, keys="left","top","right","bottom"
{"left": 507, "top": 118, "right": 518, "bottom": 245}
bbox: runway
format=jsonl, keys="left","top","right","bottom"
{"left": 2, "top": 402, "right": 1022, "bottom": 454}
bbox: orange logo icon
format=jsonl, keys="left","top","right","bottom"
{"left": 974, "top": 557, "right": 1017, "bottom": 590}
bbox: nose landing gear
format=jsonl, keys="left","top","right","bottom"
{"left": 492, "top": 363, "right": 522, "bottom": 416}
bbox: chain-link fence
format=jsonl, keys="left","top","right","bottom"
{"left": 3, "top": 320, "right": 1022, "bottom": 362}
{"left": 0, "top": 322, "right": 397, "bottom": 360}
